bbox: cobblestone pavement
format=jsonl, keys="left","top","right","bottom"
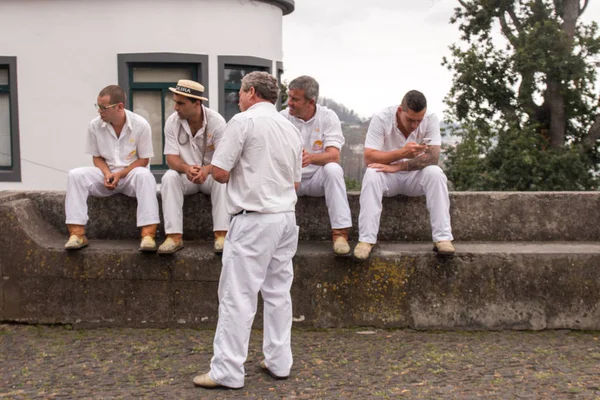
{"left": 1, "top": 324, "right": 599, "bottom": 399}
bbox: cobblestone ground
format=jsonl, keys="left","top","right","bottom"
{"left": 1, "top": 324, "right": 600, "bottom": 399}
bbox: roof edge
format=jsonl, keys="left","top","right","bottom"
{"left": 257, "top": 0, "right": 295, "bottom": 15}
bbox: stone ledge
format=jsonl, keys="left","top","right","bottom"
{"left": 11, "top": 190, "right": 600, "bottom": 241}
{"left": 2, "top": 196, "right": 600, "bottom": 330}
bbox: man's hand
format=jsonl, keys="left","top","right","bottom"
{"left": 368, "top": 163, "right": 403, "bottom": 173}
{"left": 192, "top": 165, "right": 210, "bottom": 184}
{"left": 302, "top": 149, "right": 313, "bottom": 168}
{"left": 185, "top": 165, "right": 201, "bottom": 183}
{"left": 402, "top": 142, "right": 428, "bottom": 159}
{"left": 104, "top": 172, "right": 120, "bottom": 190}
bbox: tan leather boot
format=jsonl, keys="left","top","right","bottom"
{"left": 65, "top": 224, "right": 88, "bottom": 250}
{"left": 214, "top": 230, "right": 227, "bottom": 253}
{"left": 139, "top": 224, "right": 158, "bottom": 252}
{"left": 332, "top": 228, "right": 351, "bottom": 256}
{"left": 158, "top": 234, "right": 184, "bottom": 255}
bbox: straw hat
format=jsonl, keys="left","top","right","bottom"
{"left": 169, "top": 79, "right": 208, "bottom": 101}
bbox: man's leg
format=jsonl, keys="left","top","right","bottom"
{"left": 394, "top": 166, "right": 453, "bottom": 251}
{"left": 64, "top": 166, "right": 111, "bottom": 249}
{"left": 159, "top": 170, "right": 201, "bottom": 253}
{"left": 198, "top": 175, "right": 229, "bottom": 252}
{"left": 118, "top": 167, "right": 160, "bottom": 251}
{"left": 261, "top": 212, "right": 297, "bottom": 378}
{"left": 299, "top": 164, "right": 352, "bottom": 255}
{"left": 207, "top": 213, "right": 285, "bottom": 388}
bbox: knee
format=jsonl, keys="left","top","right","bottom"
{"left": 67, "top": 167, "right": 90, "bottom": 183}
{"left": 323, "top": 162, "right": 343, "bottom": 179}
{"left": 362, "top": 167, "right": 382, "bottom": 187}
{"left": 129, "top": 167, "right": 156, "bottom": 184}
{"left": 161, "top": 169, "right": 179, "bottom": 185}
{"left": 422, "top": 165, "right": 447, "bottom": 183}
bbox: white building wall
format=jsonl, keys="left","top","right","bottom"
{"left": 0, "top": 0, "right": 284, "bottom": 190}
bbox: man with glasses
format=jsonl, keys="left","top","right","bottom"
{"left": 157, "top": 79, "right": 228, "bottom": 254}
{"left": 64, "top": 85, "right": 160, "bottom": 251}
{"left": 354, "top": 90, "right": 454, "bottom": 260}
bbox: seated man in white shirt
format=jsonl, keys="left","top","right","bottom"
{"left": 281, "top": 76, "right": 352, "bottom": 256}
{"left": 157, "top": 80, "right": 228, "bottom": 254}
{"left": 65, "top": 85, "right": 160, "bottom": 251}
{"left": 354, "top": 90, "right": 454, "bottom": 260}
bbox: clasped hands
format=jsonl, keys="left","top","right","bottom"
{"left": 186, "top": 164, "right": 210, "bottom": 184}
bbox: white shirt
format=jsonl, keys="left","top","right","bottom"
{"left": 163, "top": 106, "right": 226, "bottom": 166}
{"left": 86, "top": 109, "right": 154, "bottom": 172}
{"left": 212, "top": 102, "right": 302, "bottom": 215}
{"left": 281, "top": 105, "right": 344, "bottom": 179}
{"left": 364, "top": 105, "right": 442, "bottom": 153}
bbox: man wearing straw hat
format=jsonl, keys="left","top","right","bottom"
{"left": 158, "top": 79, "right": 228, "bottom": 254}
{"left": 193, "top": 71, "right": 302, "bottom": 389}
{"left": 64, "top": 85, "right": 160, "bottom": 251}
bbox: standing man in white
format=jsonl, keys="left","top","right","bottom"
{"left": 281, "top": 76, "right": 352, "bottom": 256}
{"left": 158, "top": 80, "right": 228, "bottom": 254}
{"left": 354, "top": 90, "right": 454, "bottom": 260}
{"left": 64, "top": 85, "right": 160, "bottom": 252}
{"left": 193, "top": 71, "right": 302, "bottom": 389}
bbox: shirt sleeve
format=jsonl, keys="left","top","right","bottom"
{"left": 322, "top": 111, "right": 345, "bottom": 150}
{"left": 293, "top": 128, "right": 302, "bottom": 183}
{"left": 85, "top": 122, "right": 100, "bottom": 156}
{"left": 163, "top": 116, "right": 179, "bottom": 156}
{"left": 364, "top": 114, "right": 385, "bottom": 150}
{"left": 424, "top": 113, "right": 442, "bottom": 146}
{"left": 211, "top": 113, "right": 227, "bottom": 149}
{"left": 136, "top": 120, "right": 154, "bottom": 159}
{"left": 211, "top": 118, "right": 245, "bottom": 172}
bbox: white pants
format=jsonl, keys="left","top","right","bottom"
{"left": 209, "top": 212, "right": 298, "bottom": 388}
{"left": 160, "top": 169, "right": 228, "bottom": 234}
{"left": 298, "top": 163, "right": 352, "bottom": 229}
{"left": 358, "top": 165, "right": 453, "bottom": 243}
{"left": 65, "top": 166, "right": 160, "bottom": 227}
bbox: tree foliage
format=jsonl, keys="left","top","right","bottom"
{"left": 443, "top": 0, "right": 600, "bottom": 190}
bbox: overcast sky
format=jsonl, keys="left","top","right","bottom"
{"left": 281, "top": 0, "right": 600, "bottom": 120}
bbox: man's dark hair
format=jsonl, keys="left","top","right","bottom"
{"left": 98, "top": 85, "right": 127, "bottom": 105}
{"left": 401, "top": 90, "right": 427, "bottom": 112}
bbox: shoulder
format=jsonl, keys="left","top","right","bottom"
{"left": 204, "top": 106, "right": 226, "bottom": 125}
{"left": 317, "top": 106, "right": 341, "bottom": 124}
{"left": 127, "top": 110, "right": 150, "bottom": 129}
{"left": 88, "top": 116, "right": 103, "bottom": 130}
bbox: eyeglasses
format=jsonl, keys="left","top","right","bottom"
{"left": 94, "top": 103, "right": 120, "bottom": 112}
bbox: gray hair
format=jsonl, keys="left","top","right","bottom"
{"left": 241, "top": 71, "right": 279, "bottom": 104}
{"left": 288, "top": 75, "right": 319, "bottom": 102}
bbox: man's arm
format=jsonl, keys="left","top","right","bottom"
{"left": 304, "top": 147, "right": 339, "bottom": 167}
{"left": 364, "top": 142, "right": 427, "bottom": 165}
{"left": 92, "top": 156, "right": 111, "bottom": 177}
{"left": 212, "top": 166, "right": 230, "bottom": 183}
{"left": 118, "top": 158, "right": 150, "bottom": 178}
{"left": 398, "top": 146, "right": 440, "bottom": 171}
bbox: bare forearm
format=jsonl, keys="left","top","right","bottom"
{"left": 119, "top": 158, "right": 149, "bottom": 178}
{"left": 402, "top": 147, "right": 440, "bottom": 171}
{"left": 310, "top": 149, "right": 340, "bottom": 166}
{"left": 166, "top": 155, "right": 192, "bottom": 174}
{"left": 364, "top": 148, "right": 408, "bottom": 165}
{"left": 93, "top": 157, "right": 111, "bottom": 176}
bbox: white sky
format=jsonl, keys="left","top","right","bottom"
{"left": 281, "top": 0, "right": 600, "bottom": 119}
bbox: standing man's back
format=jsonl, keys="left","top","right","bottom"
{"left": 193, "top": 71, "right": 302, "bottom": 390}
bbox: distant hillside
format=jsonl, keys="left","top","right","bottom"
{"left": 318, "top": 97, "right": 364, "bottom": 124}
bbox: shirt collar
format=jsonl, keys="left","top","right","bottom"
{"left": 100, "top": 109, "right": 133, "bottom": 133}
{"left": 180, "top": 106, "right": 207, "bottom": 136}
{"left": 247, "top": 101, "right": 276, "bottom": 111}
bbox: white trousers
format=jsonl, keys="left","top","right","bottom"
{"left": 358, "top": 165, "right": 453, "bottom": 243}
{"left": 65, "top": 166, "right": 160, "bottom": 227}
{"left": 209, "top": 212, "right": 298, "bottom": 388}
{"left": 160, "top": 169, "right": 229, "bottom": 234}
{"left": 298, "top": 163, "right": 352, "bottom": 229}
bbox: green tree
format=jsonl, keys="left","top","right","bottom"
{"left": 443, "top": 0, "right": 600, "bottom": 190}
